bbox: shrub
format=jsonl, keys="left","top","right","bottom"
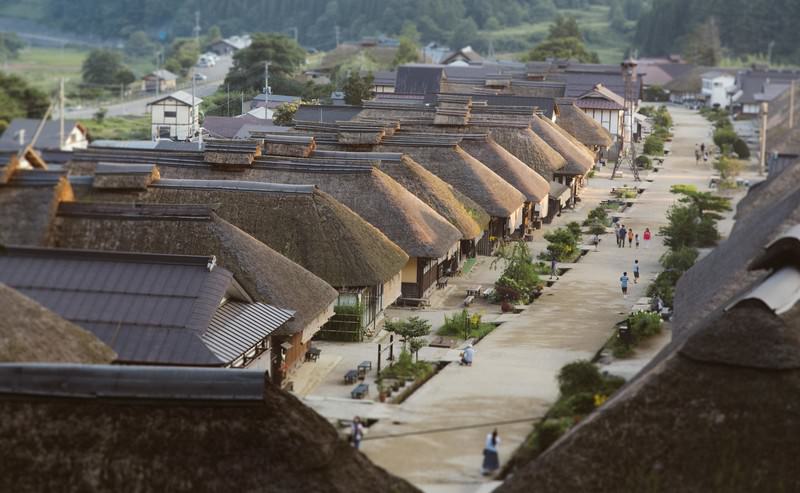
{"left": 635, "top": 155, "right": 652, "bottom": 169}
{"left": 588, "top": 222, "right": 607, "bottom": 236}
{"left": 566, "top": 221, "right": 582, "bottom": 240}
{"left": 539, "top": 227, "right": 579, "bottom": 262}
{"left": 533, "top": 418, "right": 573, "bottom": 451}
{"left": 713, "top": 127, "right": 737, "bottom": 149}
{"left": 643, "top": 134, "right": 664, "bottom": 155}
{"left": 438, "top": 309, "right": 496, "bottom": 339}
{"left": 550, "top": 391, "right": 596, "bottom": 418}
{"left": 493, "top": 241, "right": 542, "bottom": 303}
{"left": 715, "top": 155, "right": 745, "bottom": 182}
{"left": 628, "top": 311, "right": 662, "bottom": 339}
{"left": 583, "top": 206, "right": 610, "bottom": 226}
{"left": 653, "top": 106, "right": 673, "bottom": 128}
{"left": 646, "top": 270, "right": 681, "bottom": 308}
{"left": 557, "top": 360, "right": 603, "bottom": 397}
{"left": 733, "top": 138, "right": 750, "bottom": 159}
{"left": 660, "top": 246, "right": 699, "bottom": 272}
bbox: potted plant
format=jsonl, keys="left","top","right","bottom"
{"left": 501, "top": 300, "right": 513, "bottom": 313}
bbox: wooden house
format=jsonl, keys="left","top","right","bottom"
{"left": 147, "top": 90, "right": 202, "bottom": 140}
{"left": 574, "top": 84, "right": 626, "bottom": 144}
{"left": 0, "top": 118, "right": 89, "bottom": 152}
{"left": 554, "top": 99, "right": 613, "bottom": 155}
{"left": 141, "top": 69, "right": 178, "bottom": 93}
{"left": 0, "top": 364, "right": 417, "bottom": 492}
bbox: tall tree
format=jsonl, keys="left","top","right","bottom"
{"left": 682, "top": 17, "right": 722, "bottom": 66}
{"left": 82, "top": 49, "right": 128, "bottom": 85}
{"left": 0, "top": 72, "right": 49, "bottom": 132}
{"left": 0, "top": 32, "right": 24, "bottom": 60}
{"left": 342, "top": 71, "right": 374, "bottom": 105}
{"left": 393, "top": 37, "right": 419, "bottom": 66}
{"left": 223, "top": 33, "right": 306, "bottom": 94}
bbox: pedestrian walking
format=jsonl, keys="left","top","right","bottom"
{"left": 635, "top": 233, "right": 640, "bottom": 248}
{"left": 619, "top": 225, "right": 627, "bottom": 248}
{"left": 593, "top": 233, "right": 600, "bottom": 251}
{"left": 694, "top": 148, "right": 701, "bottom": 165}
{"left": 703, "top": 151, "right": 709, "bottom": 163}
{"left": 643, "top": 228, "right": 652, "bottom": 249}
{"left": 550, "top": 255, "right": 559, "bottom": 280}
{"left": 633, "top": 260, "right": 640, "bottom": 284}
{"left": 627, "top": 228, "right": 634, "bottom": 248}
{"left": 482, "top": 429, "right": 501, "bottom": 476}
{"left": 351, "top": 416, "right": 365, "bottom": 449}
{"left": 620, "top": 272, "right": 630, "bottom": 299}
{"left": 700, "top": 142, "right": 705, "bottom": 154}
{"left": 613, "top": 222, "right": 620, "bottom": 246}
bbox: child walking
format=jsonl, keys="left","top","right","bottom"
{"left": 620, "top": 272, "right": 629, "bottom": 299}
{"left": 633, "top": 260, "right": 640, "bottom": 284}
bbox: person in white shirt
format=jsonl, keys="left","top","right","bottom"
{"left": 482, "top": 429, "right": 501, "bottom": 475}
{"left": 460, "top": 344, "right": 475, "bottom": 366}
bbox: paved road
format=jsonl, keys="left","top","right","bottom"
{"left": 358, "top": 107, "right": 721, "bottom": 491}
{"left": 63, "top": 56, "right": 233, "bottom": 119}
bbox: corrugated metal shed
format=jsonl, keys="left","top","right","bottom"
{"left": 0, "top": 363, "right": 265, "bottom": 400}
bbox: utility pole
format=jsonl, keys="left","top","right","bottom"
{"left": 335, "top": 25, "right": 340, "bottom": 48}
{"left": 759, "top": 102, "right": 768, "bottom": 176}
{"left": 193, "top": 11, "right": 201, "bottom": 46}
{"left": 790, "top": 79, "right": 796, "bottom": 129}
{"left": 58, "top": 78, "right": 65, "bottom": 150}
{"left": 264, "top": 61, "right": 270, "bottom": 120}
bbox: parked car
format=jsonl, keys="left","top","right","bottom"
{"left": 193, "top": 73, "right": 208, "bottom": 81}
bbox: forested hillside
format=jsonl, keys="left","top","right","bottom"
{"left": 636, "top": 0, "right": 800, "bottom": 64}
{"left": 38, "top": 0, "right": 638, "bottom": 50}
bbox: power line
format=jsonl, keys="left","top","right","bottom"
{"left": 361, "top": 416, "right": 540, "bottom": 442}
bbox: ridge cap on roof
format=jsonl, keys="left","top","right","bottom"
{"left": 0, "top": 245, "right": 218, "bottom": 268}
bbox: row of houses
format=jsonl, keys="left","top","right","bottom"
{"left": 0, "top": 73, "right": 613, "bottom": 387}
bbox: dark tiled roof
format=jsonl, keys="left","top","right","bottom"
{"left": 293, "top": 104, "right": 361, "bottom": 123}
{"left": 0, "top": 247, "right": 237, "bottom": 366}
{"left": 395, "top": 65, "right": 445, "bottom": 95}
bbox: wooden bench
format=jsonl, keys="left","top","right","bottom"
{"left": 344, "top": 369, "right": 358, "bottom": 384}
{"left": 436, "top": 277, "right": 448, "bottom": 289}
{"left": 305, "top": 347, "right": 321, "bottom": 362}
{"left": 357, "top": 361, "right": 372, "bottom": 377}
{"left": 351, "top": 383, "right": 369, "bottom": 399}
{"left": 464, "top": 295, "right": 475, "bottom": 307}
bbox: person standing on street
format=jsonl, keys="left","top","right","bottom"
{"left": 351, "top": 416, "right": 365, "bottom": 449}
{"left": 620, "top": 272, "right": 630, "bottom": 299}
{"left": 633, "top": 260, "right": 640, "bottom": 284}
{"left": 619, "top": 225, "right": 627, "bottom": 248}
{"left": 643, "top": 228, "right": 652, "bottom": 249}
{"left": 695, "top": 148, "right": 701, "bottom": 165}
{"left": 482, "top": 429, "right": 501, "bottom": 476}
{"left": 550, "top": 255, "right": 559, "bottom": 280}
{"left": 635, "top": 233, "right": 640, "bottom": 248}
{"left": 700, "top": 142, "right": 705, "bottom": 154}
{"left": 627, "top": 228, "right": 634, "bottom": 248}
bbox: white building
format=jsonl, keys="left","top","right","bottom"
{"left": 147, "top": 91, "right": 203, "bottom": 141}
{"left": 701, "top": 71, "right": 736, "bottom": 108}
{"left": 575, "top": 84, "right": 626, "bottom": 144}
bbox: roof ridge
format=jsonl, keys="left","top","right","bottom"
{"left": 1, "top": 245, "right": 217, "bottom": 267}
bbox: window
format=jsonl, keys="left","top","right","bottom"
{"left": 164, "top": 110, "right": 177, "bottom": 118}
{"left": 158, "top": 126, "right": 171, "bottom": 138}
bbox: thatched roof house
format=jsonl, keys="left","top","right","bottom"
{"left": 0, "top": 170, "right": 74, "bottom": 246}
{"left": 555, "top": 100, "right": 613, "bottom": 149}
{"left": 0, "top": 283, "right": 116, "bottom": 364}
{"left": 69, "top": 173, "right": 408, "bottom": 290}
{"left": 0, "top": 364, "right": 419, "bottom": 492}
{"left": 497, "top": 247, "right": 800, "bottom": 493}
{"left": 529, "top": 114, "right": 594, "bottom": 176}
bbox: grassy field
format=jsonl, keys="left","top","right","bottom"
{"left": 4, "top": 46, "right": 88, "bottom": 93}
{"left": 483, "top": 5, "right": 633, "bottom": 64}
{"left": 83, "top": 116, "right": 150, "bottom": 141}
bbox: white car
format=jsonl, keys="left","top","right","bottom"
{"left": 193, "top": 73, "right": 208, "bottom": 81}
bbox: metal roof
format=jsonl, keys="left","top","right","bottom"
{"left": 0, "top": 247, "right": 232, "bottom": 366}
{"left": 204, "top": 302, "right": 294, "bottom": 362}
{"left": 0, "top": 363, "right": 265, "bottom": 401}
{"left": 147, "top": 90, "right": 203, "bottom": 107}
{"left": 0, "top": 118, "right": 84, "bottom": 151}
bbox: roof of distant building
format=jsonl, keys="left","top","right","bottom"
{"left": 148, "top": 90, "right": 203, "bottom": 107}
{"left": 0, "top": 118, "right": 86, "bottom": 151}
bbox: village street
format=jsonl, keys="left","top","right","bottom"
{"left": 298, "top": 106, "right": 737, "bottom": 491}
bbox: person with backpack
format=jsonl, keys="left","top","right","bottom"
{"left": 482, "top": 429, "right": 501, "bottom": 476}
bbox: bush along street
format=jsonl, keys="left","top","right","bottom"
{"left": 491, "top": 241, "right": 544, "bottom": 305}
{"left": 608, "top": 310, "right": 663, "bottom": 358}
{"left": 501, "top": 360, "right": 625, "bottom": 477}
{"left": 538, "top": 223, "right": 582, "bottom": 263}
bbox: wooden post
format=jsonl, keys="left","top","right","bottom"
{"left": 759, "top": 102, "right": 768, "bottom": 176}
{"left": 790, "top": 79, "right": 796, "bottom": 129}
{"left": 376, "top": 343, "right": 381, "bottom": 376}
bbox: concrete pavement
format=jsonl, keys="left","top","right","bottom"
{"left": 358, "top": 106, "right": 723, "bottom": 491}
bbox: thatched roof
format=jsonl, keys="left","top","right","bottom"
{"left": 673, "top": 182, "right": 800, "bottom": 338}
{"left": 490, "top": 126, "right": 568, "bottom": 181}
{"left": 71, "top": 180, "right": 408, "bottom": 288}
{"left": 497, "top": 295, "right": 800, "bottom": 493}
{"left": 376, "top": 135, "right": 526, "bottom": 219}
{"left": 0, "top": 364, "right": 419, "bottom": 492}
{"left": 0, "top": 284, "right": 116, "bottom": 364}
{"left": 555, "top": 102, "right": 613, "bottom": 148}
{"left": 67, "top": 150, "right": 462, "bottom": 259}
{"left": 0, "top": 171, "right": 74, "bottom": 246}
{"left": 530, "top": 114, "right": 594, "bottom": 175}
{"left": 50, "top": 207, "right": 337, "bottom": 338}
{"left": 735, "top": 161, "right": 800, "bottom": 224}
{"left": 311, "top": 150, "right": 488, "bottom": 238}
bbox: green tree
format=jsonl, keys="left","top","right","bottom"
{"left": 660, "top": 246, "right": 699, "bottom": 272}
{"left": 385, "top": 316, "right": 431, "bottom": 351}
{"left": 82, "top": 49, "right": 127, "bottom": 85}
{"left": 548, "top": 15, "right": 581, "bottom": 39}
{"left": 342, "top": 71, "right": 374, "bottom": 105}
{"left": 224, "top": 33, "right": 306, "bottom": 94}
{"left": 714, "top": 155, "right": 745, "bottom": 183}
{"left": 273, "top": 101, "right": 298, "bottom": 125}
{"left": 712, "top": 127, "right": 737, "bottom": 150}
{"left": 0, "top": 72, "right": 49, "bottom": 132}
{"left": 113, "top": 67, "right": 136, "bottom": 91}
{"left": 0, "top": 32, "right": 24, "bottom": 60}
{"left": 165, "top": 38, "right": 200, "bottom": 78}
{"left": 643, "top": 134, "right": 664, "bottom": 155}
{"left": 682, "top": 17, "right": 722, "bottom": 66}
{"left": 204, "top": 25, "right": 223, "bottom": 49}
{"left": 393, "top": 36, "right": 419, "bottom": 66}
{"left": 125, "top": 31, "right": 155, "bottom": 58}
{"left": 449, "top": 18, "right": 480, "bottom": 49}
{"left": 670, "top": 184, "right": 731, "bottom": 221}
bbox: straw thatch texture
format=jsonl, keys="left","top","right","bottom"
{"left": 490, "top": 126, "right": 567, "bottom": 181}
{"left": 735, "top": 161, "right": 800, "bottom": 224}
{"left": 141, "top": 165, "right": 462, "bottom": 260}
{"left": 458, "top": 137, "right": 550, "bottom": 203}
{"left": 0, "top": 176, "right": 74, "bottom": 246}
{"left": 379, "top": 144, "right": 526, "bottom": 219}
{"left": 51, "top": 212, "right": 338, "bottom": 337}
{"left": 541, "top": 116, "right": 596, "bottom": 162}
{"left": 555, "top": 103, "right": 613, "bottom": 148}
{"left": 530, "top": 115, "right": 594, "bottom": 175}
{"left": 0, "top": 283, "right": 116, "bottom": 364}
{"left": 0, "top": 375, "right": 420, "bottom": 493}
{"left": 497, "top": 300, "right": 800, "bottom": 493}
{"left": 673, "top": 185, "right": 800, "bottom": 337}
{"left": 73, "top": 184, "right": 408, "bottom": 288}
{"left": 92, "top": 164, "right": 161, "bottom": 190}
{"left": 263, "top": 135, "right": 316, "bottom": 157}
